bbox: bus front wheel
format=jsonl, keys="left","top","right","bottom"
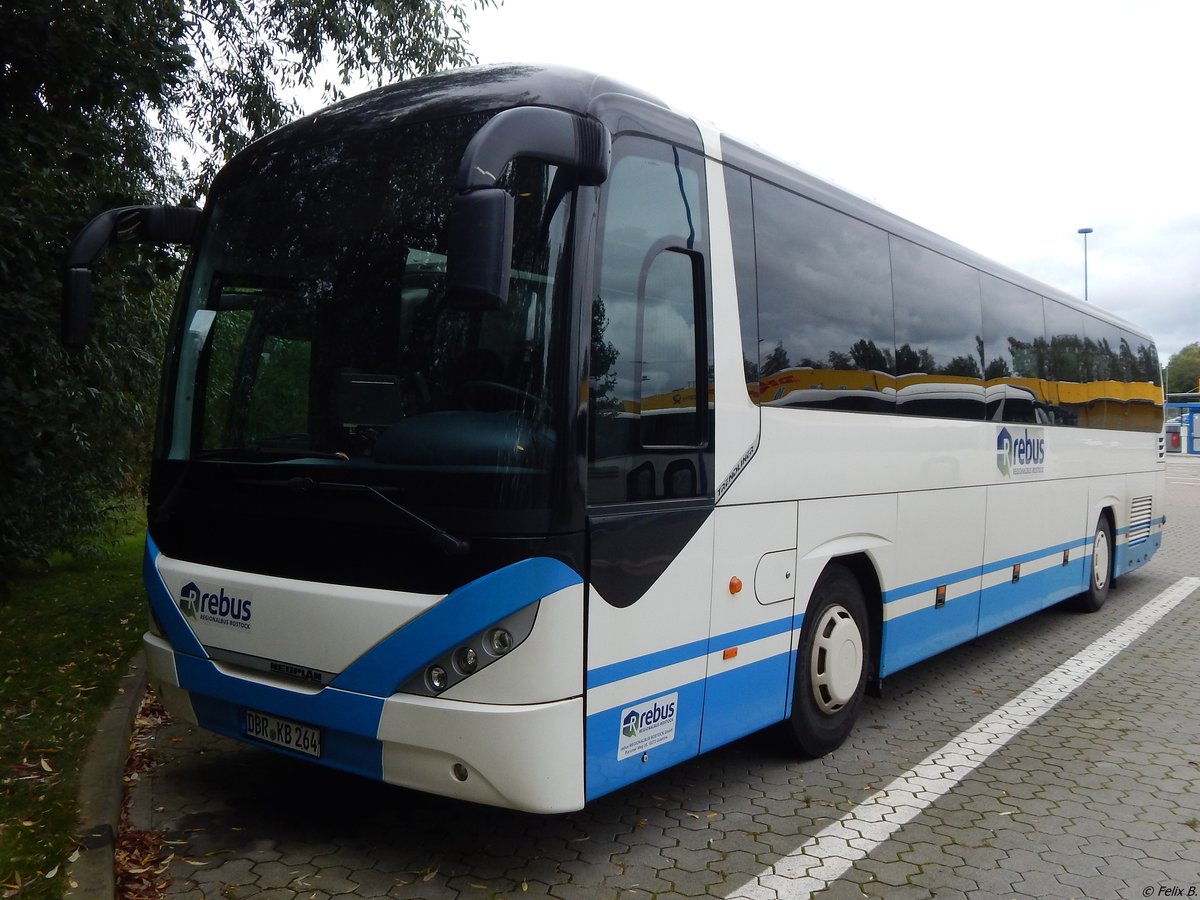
{"left": 1076, "top": 515, "right": 1113, "bottom": 613}
{"left": 789, "top": 564, "right": 869, "bottom": 757}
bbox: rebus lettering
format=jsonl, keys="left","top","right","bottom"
{"left": 1012, "top": 431, "right": 1045, "bottom": 466}
{"left": 201, "top": 588, "right": 252, "bottom": 622}
{"left": 639, "top": 700, "right": 676, "bottom": 728}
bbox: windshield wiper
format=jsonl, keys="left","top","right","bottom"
{"left": 364, "top": 485, "right": 470, "bottom": 557}
{"left": 232, "top": 476, "right": 470, "bottom": 558}
{"left": 198, "top": 446, "right": 350, "bottom": 461}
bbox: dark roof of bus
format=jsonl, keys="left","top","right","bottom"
{"left": 275, "top": 64, "right": 668, "bottom": 140}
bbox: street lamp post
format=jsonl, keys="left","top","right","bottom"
{"left": 1077, "top": 227, "right": 1093, "bottom": 302}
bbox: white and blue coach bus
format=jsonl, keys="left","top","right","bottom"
{"left": 63, "top": 65, "right": 1165, "bottom": 813}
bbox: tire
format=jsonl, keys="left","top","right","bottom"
{"left": 788, "top": 564, "right": 869, "bottom": 757}
{"left": 1076, "top": 515, "right": 1113, "bottom": 613}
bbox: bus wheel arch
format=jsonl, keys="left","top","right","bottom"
{"left": 788, "top": 556, "right": 880, "bottom": 757}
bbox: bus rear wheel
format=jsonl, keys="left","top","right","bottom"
{"left": 1075, "top": 515, "right": 1113, "bottom": 613}
{"left": 789, "top": 564, "right": 869, "bottom": 757}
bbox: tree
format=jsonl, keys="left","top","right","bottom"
{"left": 590, "top": 298, "right": 622, "bottom": 415}
{"left": 173, "top": 0, "right": 492, "bottom": 190}
{"left": 1, "top": 1, "right": 189, "bottom": 568}
{"left": 1165, "top": 342, "right": 1200, "bottom": 396}
{"left": 943, "top": 355, "right": 982, "bottom": 379}
{"left": 0, "top": 0, "right": 489, "bottom": 570}
{"left": 849, "top": 338, "right": 892, "bottom": 373}
{"left": 895, "top": 344, "right": 935, "bottom": 376}
{"left": 761, "top": 342, "right": 791, "bottom": 377}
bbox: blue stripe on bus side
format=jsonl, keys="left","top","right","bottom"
{"left": 1115, "top": 515, "right": 1166, "bottom": 538}
{"left": 884, "top": 547, "right": 1090, "bottom": 675}
{"left": 585, "top": 638, "right": 710, "bottom": 691}
{"left": 698, "top": 650, "right": 792, "bottom": 753}
{"left": 881, "top": 537, "right": 1093, "bottom": 606}
{"left": 880, "top": 588, "right": 980, "bottom": 676}
{"left": 587, "top": 526, "right": 1150, "bottom": 693}
{"left": 1115, "top": 530, "right": 1162, "bottom": 577}
{"left": 977, "top": 553, "right": 1087, "bottom": 632}
{"left": 978, "top": 537, "right": 1092, "bottom": 580}
{"left": 585, "top": 614, "right": 796, "bottom": 690}
{"left": 882, "top": 563, "right": 984, "bottom": 605}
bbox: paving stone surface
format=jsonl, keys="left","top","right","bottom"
{"left": 128, "top": 456, "right": 1200, "bottom": 898}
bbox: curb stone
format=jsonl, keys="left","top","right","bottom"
{"left": 65, "top": 652, "right": 146, "bottom": 900}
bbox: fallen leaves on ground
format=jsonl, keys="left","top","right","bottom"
{"left": 114, "top": 829, "right": 173, "bottom": 899}
{"left": 114, "top": 688, "right": 175, "bottom": 900}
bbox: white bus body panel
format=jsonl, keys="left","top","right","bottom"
{"left": 376, "top": 694, "right": 584, "bottom": 813}
{"left": 155, "top": 554, "right": 441, "bottom": 675}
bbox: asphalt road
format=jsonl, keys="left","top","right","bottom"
{"left": 121, "top": 455, "right": 1200, "bottom": 899}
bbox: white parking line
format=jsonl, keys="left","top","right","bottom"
{"left": 729, "top": 576, "right": 1200, "bottom": 899}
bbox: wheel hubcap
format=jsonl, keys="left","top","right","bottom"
{"left": 810, "top": 604, "right": 863, "bottom": 713}
{"left": 1093, "top": 528, "right": 1110, "bottom": 590}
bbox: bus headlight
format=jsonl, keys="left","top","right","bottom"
{"left": 398, "top": 602, "right": 539, "bottom": 697}
{"left": 487, "top": 628, "right": 514, "bottom": 655}
{"left": 426, "top": 665, "right": 449, "bottom": 692}
{"left": 455, "top": 646, "right": 478, "bottom": 674}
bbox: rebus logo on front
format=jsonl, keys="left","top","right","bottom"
{"left": 178, "top": 581, "right": 253, "bottom": 629}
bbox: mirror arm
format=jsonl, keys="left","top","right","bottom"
{"left": 61, "top": 205, "right": 202, "bottom": 348}
{"left": 454, "top": 106, "right": 610, "bottom": 193}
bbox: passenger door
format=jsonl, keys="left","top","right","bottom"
{"left": 583, "top": 135, "right": 716, "bottom": 800}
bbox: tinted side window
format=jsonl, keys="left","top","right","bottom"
{"left": 980, "top": 276, "right": 1047, "bottom": 423}
{"left": 1042, "top": 299, "right": 1084, "bottom": 427}
{"left": 1084, "top": 316, "right": 1126, "bottom": 429}
{"left": 1085, "top": 317, "right": 1124, "bottom": 382}
{"left": 589, "top": 138, "right": 711, "bottom": 504}
{"left": 1127, "top": 332, "right": 1161, "bottom": 386}
{"left": 1123, "top": 330, "right": 1163, "bottom": 432}
{"left": 890, "top": 238, "right": 984, "bottom": 419}
{"left": 753, "top": 182, "right": 895, "bottom": 412}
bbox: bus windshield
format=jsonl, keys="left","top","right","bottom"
{"left": 161, "top": 111, "right": 573, "bottom": 520}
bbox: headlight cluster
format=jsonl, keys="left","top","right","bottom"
{"left": 399, "top": 603, "right": 539, "bottom": 697}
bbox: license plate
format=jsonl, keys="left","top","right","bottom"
{"left": 243, "top": 709, "right": 322, "bottom": 758}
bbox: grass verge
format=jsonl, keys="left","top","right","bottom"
{"left": 1, "top": 524, "right": 146, "bottom": 899}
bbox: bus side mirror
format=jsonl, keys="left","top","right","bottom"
{"left": 445, "top": 189, "right": 514, "bottom": 310}
{"left": 62, "top": 267, "right": 96, "bottom": 351}
{"left": 444, "top": 106, "right": 610, "bottom": 310}
{"left": 62, "top": 205, "right": 202, "bottom": 348}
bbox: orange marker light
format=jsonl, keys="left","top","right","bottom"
{"left": 723, "top": 647, "right": 739, "bottom": 660}
{"left": 729, "top": 576, "right": 743, "bottom": 594}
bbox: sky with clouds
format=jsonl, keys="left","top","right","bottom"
{"left": 458, "top": 0, "right": 1199, "bottom": 364}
